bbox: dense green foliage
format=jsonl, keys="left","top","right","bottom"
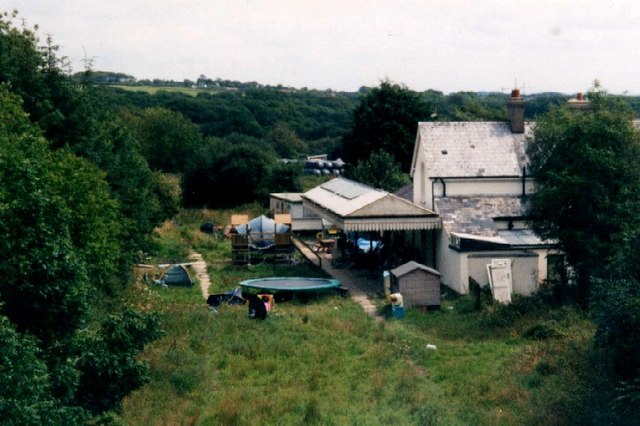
{"left": 0, "top": 313, "right": 87, "bottom": 425}
{"left": 341, "top": 81, "right": 431, "bottom": 172}
{"left": 345, "top": 149, "right": 409, "bottom": 192}
{"left": 121, "top": 106, "right": 205, "bottom": 173}
{"left": 527, "top": 87, "right": 640, "bottom": 420}
{"left": 0, "top": 11, "right": 168, "bottom": 422}
{"left": 526, "top": 89, "right": 640, "bottom": 298}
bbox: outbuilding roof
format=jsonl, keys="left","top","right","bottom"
{"left": 302, "top": 178, "right": 440, "bottom": 232}
{"left": 270, "top": 193, "right": 304, "bottom": 203}
{"left": 390, "top": 261, "right": 440, "bottom": 278}
{"left": 436, "top": 195, "right": 527, "bottom": 237}
{"left": 412, "top": 121, "right": 533, "bottom": 178}
{"left": 436, "top": 195, "right": 554, "bottom": 250}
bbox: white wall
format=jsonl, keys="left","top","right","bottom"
{"left": 436, "top": 233, "right": 547, "bottom": 296}
{"left": 467, "top": 252, "right": 539, "bottom": 295}
{"left": 435, "top": 230, "right": 464, "bottom": 293}
{"left": 433, "top": 178, "right": 534, "bottom": 198}
{"left": 413, "top": 162, "right": 534, "bottom": 211}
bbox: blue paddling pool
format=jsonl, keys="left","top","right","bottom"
{"left": 239, "top": 277, "right": 341, "bottom": 293}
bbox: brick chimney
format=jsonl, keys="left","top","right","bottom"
{"left": 567, "top": 92, "right": 590, "bottom": 110}
{"left": 507, "top": 89, "right": 525, "bottom": 133}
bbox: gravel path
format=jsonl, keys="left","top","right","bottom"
{"left": 188, "top": 251, "right": 210, "bottom": 299}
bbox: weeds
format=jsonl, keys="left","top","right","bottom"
{"left": 120, "top": 209, "right": 601, "bottom": 425}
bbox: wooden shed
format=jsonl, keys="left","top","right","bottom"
{"left": 389, "top": 261, "right": 441, "bottom": 308}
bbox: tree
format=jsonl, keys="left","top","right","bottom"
{"left": 123, "top": 107, "right": 204, "bottom": 173}
{"left": 341, "top": 80, "right": 431, "bottom": 172}
{"left": 74, "top": 310, "right": 161, "bottom": 414}
{"left": 0, "top": 20, "right": 165, "bottom": 418}
{"left": 265, "top": 121, "right": 308, "bottom": 158}
{"left": 182, "top": 140, "right": 277, "bottom": 208}
{"left": 346, "top": 149, "right": 410, "bottom": 192}
{"left": 0, "top": 313, "right": 86, "bottom": 424}
{"left": 526, "top": 86, "right": 640, "bottom": 300}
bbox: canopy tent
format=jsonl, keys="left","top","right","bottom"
{"left": 234, "top": 215, "right": 291, "bottom": 249}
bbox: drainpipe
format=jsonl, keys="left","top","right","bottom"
{"left": 439, "top": 178, "right": 447, "bottom": 197}
{"left": 431, "top": 178, "right": 446, "bottom": 211}
{"left": 521, "top": 167, "right": 526, "bottom": 197}
{"left": 431, "top": 179, "right": 435, "bottom": 211}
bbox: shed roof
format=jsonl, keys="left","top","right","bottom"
{"left": 413, "top": 121, "right": 532, "bottom": 178}
{"left": 302, "top": 178, "right": 440, "bottom": 232}
{"left": 270, "top": 193, "right": 303, "bottom": 203}
{"left": 390, "top": 261, "right": 440, "bottom": 278}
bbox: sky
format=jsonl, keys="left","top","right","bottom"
{"left": 6, "top": 0, "right": 640, "bottom": 94}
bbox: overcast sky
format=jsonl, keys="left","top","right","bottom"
{"left": 7, "top": 1, "right": 640, "bottom": 94}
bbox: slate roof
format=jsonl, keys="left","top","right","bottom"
{"left": 393, "top": 184, "right": 414, "bottom": 202}
{"left": 435, "top": 195, "right": 527, "bottom": 237}
{"left": 415, "top": 121, "right": 533, "bottom": 178}
{"left": 435, "top": 195, "right": 552, "bottom": 247}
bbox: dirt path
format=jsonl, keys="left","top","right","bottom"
{"left": 188, "top": 251, "right": 211, "bottom": 299}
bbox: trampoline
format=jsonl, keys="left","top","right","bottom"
{"left": 239, "top": 277, "right": 341, "bottom": 293}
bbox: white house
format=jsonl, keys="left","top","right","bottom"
{"left": 410, "top": 90, "right": 562, "bottom": 295}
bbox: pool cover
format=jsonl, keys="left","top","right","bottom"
{"left": 239, "top": 277, "right": 341, "bottom": 292}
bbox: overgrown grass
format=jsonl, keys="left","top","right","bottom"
{"left": 120, "top": 209, "right": 602, "bottom": 424}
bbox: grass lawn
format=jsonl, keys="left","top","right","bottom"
{"left": 120, "top": 209, "right": 600, "bottom": 425}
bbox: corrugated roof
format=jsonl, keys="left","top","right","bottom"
{"left": 303, "top": 178, "right": 387, "bottom": 216}
{"left": 302, "top": 178, "right": 440, "bottom": 231}
{"left": 417, "top": 121, "right": 532, "bottom": 178}
{"left": 497, "top": 229, "right": 550, "bottom": 246}
{"left": 270, "top": 193, "right": 303, "bottom": 203}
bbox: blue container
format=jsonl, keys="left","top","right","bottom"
{"left": 392, "top": 305, "right": 405, "bottom": 319}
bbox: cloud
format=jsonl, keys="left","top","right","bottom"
{"left": 7, "top": 0, "right": 640, "bottom": 93}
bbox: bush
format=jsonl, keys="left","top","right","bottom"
{"left": 522, "top": 321, "right": 565, "bottom": 340}
{"left": 75, "top": 310, "right": 162, "bottom": 413}
{"left": 591, "top": 277, "right": 640, "bottom": 380}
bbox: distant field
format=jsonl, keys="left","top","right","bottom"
{"left": 109, "top": 85, "right": 224, "bottom": 96}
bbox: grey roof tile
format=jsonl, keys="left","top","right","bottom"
{"left": 418, "top": 121, "right": 533, "bottom": 178}
{"left": 435, "top": 196, "right": 528, "bottom": 237}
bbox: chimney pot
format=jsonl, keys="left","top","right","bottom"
{"left": 507, "top": 88, "right": 525, "bottom": 133}
{"left": 568, "top": 92, "right": 590, "bottom": 110}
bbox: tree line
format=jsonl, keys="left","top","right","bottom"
{"left": 0, "top": 11, "right": 174, "bottom": 423}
